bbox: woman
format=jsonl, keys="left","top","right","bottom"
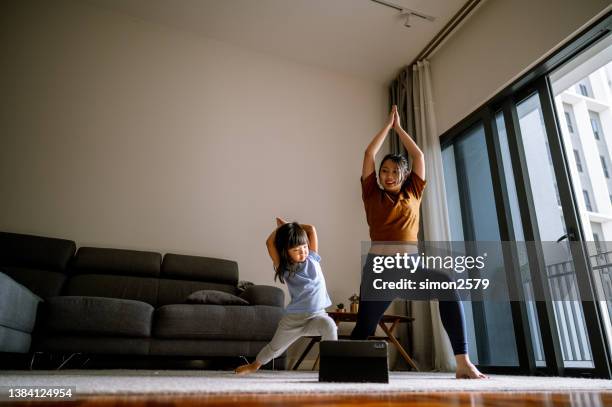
{"left": 351, "top": 105, "right": 486, "bottom": 379}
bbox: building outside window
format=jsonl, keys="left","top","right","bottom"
{"left": 583, "top": 190, "right": 593, "bottom": 211}
{"left": 574, "top": 149, "right": 583, "bottom": 172}
{"left": 601, "top": 155, "right": 609, "bottom": 178}
{"left": 578, "top": 79, "right": 594, "bottom": 97}
{"left": 565, "top": 111, "right": 574, "bottom": 133}
{"left": 590, "top": 111, "right": 602, "bottom": 140}
{"left": 556, "top": 62, "right": 611, "bottom": 240}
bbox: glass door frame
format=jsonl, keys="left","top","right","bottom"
{"left": 439, "top": 11, "right": 612, "bottom": 378}
{"left": 441, "top": 108, "right": 542, "bottom": 376}
{"left": 497, "top": 79, "right": 611, "bottom": 378}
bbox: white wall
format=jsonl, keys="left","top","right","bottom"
{"left": 0, "top": 0, "right": 387, "bottom": 315}
{"left": 430, "top": 0, "right": 611, "bottom": 135}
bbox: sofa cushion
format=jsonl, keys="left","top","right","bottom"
{"left": 162, "top": 254, "right": 238, "bottom": 285}
{"left": 153, "top": 304, "right": 283, "bottom": 341}
{"left": 0, "top": 272, "right": 42, "bottom": 333}
{"left": 0, "top": 232, "right": 76, "bottom": 272}
{"left": 240, "top": 285, "right": 285, "bottom": 307}
{"left": 0, "top": 266, "right": 66, "bottom": 299}
{"left": 186, "top": 290, "right": 249, "bottom": 305}
{"left": 62, "top": 274, "right": 159, "bottom": 305}
{"left": 42, "top": 296, "right": 154, "bottom": 337}
{"left": 71, "top": 247, "right": 161, "bottom": 277}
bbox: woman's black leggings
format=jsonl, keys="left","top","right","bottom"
{"left": 350, "top": 254, "right": 468, "bottom": 355}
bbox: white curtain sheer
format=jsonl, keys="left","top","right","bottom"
{"left": 412, "top": 60, "right": 456, "bottom": 372}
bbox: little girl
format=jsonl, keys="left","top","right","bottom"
{"left": 235, "top": 218, "right": 337, "bottom": 374}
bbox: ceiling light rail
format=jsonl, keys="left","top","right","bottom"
{"left": 370, "top": 0, "right": 436, "bottom": 27}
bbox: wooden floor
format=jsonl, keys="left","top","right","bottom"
{"left": 5, "top": 392, "right": 612, "bottom": 406}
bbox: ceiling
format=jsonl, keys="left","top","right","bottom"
{"left": 84, "top": 0, "right": 467, "bottom": 84}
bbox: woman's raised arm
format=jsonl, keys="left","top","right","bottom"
{"left": 363, "top": 106, "right": 396, "bottom": 180}
{"left": 393, "top": 108, "right": 425, "bottom": 180}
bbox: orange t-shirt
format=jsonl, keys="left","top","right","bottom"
{"left": 361, "top": 171, "right": 427, "bottom": 242}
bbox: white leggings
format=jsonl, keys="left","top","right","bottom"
{"left": 256, "top": 311, "right": 338, "bottom": 365}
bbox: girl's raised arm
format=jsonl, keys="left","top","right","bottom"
{"left": 265, "top": 217, "right": 289, "bottom": 270}
{"left": 300, "top": 224, "right": 318, "bottom": 253}
{"left": 266, "top": 228, "right": 280, "bottom": 271}
{"left": 363, "top": 106, "right": 396, "bottom": 180}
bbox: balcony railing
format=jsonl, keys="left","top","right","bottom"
{"left": 520, "top": 248, "right": 612, "bottom": 367}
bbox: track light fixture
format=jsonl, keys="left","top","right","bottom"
{"left": 370, "top": 0, "right": 435, "bottom": 28}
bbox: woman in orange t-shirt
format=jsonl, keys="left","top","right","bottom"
{"left": 350, "top": 105, "right": 486, "bottom": 379}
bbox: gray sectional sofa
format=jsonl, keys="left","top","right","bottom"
{"left": 0, "top": 231, "right": 285, "bottom": 368}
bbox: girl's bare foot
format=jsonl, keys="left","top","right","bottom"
{"left": 455, "top": 354, "right": 488, "bottom": 379}
{"left": 235, "top": 362, "right": 261, "bottom": 375}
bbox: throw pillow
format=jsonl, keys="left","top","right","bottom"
{"left": 186, "top": 290, "right": 249, "bottom": 305}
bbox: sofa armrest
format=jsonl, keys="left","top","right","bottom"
{"left": 239, "top": 285, "right": 284, "bottom": 307}
{"left": 0, "top": 272, "right": 43, "bottom": 334}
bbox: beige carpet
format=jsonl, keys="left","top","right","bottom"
{"left": 1, "top": 370, "right": 611, "bottom": 396}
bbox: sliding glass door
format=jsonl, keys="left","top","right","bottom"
{"left": 440, "top": 23, "right": 612, "bottom": 377}
{"left": 504, "top": 87, "right": 597, "bottom": 372}
{"left": 442, "top": 123, "right": 519, "bottom": 368}
{"left": 549, "top": 38, "right": 612, "bottom": 369}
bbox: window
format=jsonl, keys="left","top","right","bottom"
{"left": 592, "top": 118, "right": 600, "bottom": 140}
{"left": 583, "top": 190, "right": 593, "bottom": 211}
{"left": 601, "top": 156, "right": 609, "bottom": 178}
{"left": 438, "top": 16, "right": 612, "bottom": 376}
{"left": 590, "top": 111, "right": 602, "bottom": 140}
{"left": 593, "top": 232, "right": 602, "bottom": 253}
{"left": 565, "top": 111, "right": 574, "bottom": 133}
{"left": 578, "top": 79, "right": 594, "bottom": 98}
{"left": 574, "top": 149, "right": 583, "bottom": 172}
{"left": 442, "top": 122, "right": 519, "bottom": 367}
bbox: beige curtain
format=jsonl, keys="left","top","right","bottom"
{"left": 389, "top": 69, "right": 413, "bottom": 155}
{"left": 390, "top": 60, "right": 455, "bottom": 372}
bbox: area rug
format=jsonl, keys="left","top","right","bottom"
{"left": 1, "top": 370, "right": 611, "bottom": 396}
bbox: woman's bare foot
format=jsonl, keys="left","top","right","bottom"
{"left": 235, "top": 361, "right": 261, "bottom": 375}
{"left": 455, "top": 354, "right": 488, "bottom": 379}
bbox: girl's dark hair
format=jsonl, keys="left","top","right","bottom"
{"left": 274, "top": 222, "right": 309, "bottom": 284}
{"left": 380, "top": 153, "right": 410, "bottom": 184}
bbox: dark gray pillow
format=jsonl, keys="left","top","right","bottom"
{"left": 186, "top": 290, "right": 249, "bottom": 305}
